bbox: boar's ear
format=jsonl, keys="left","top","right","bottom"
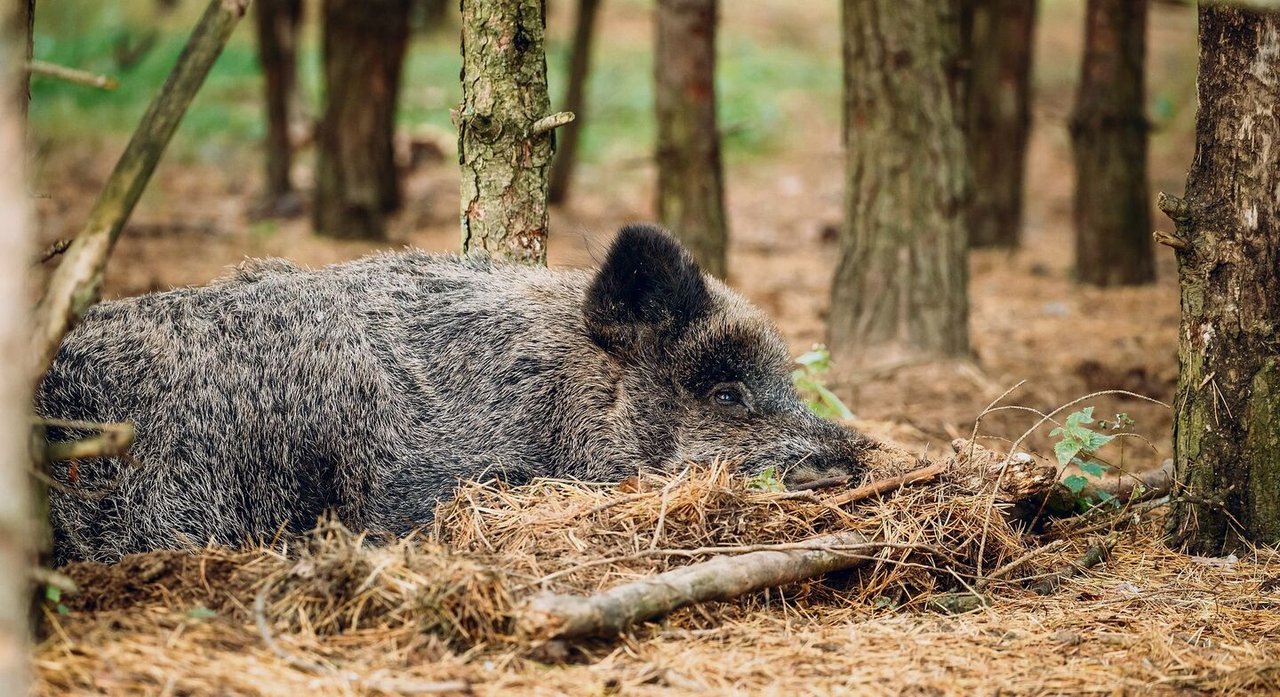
{"left": 584, "top": 223, "right": 712, "bottom": 351}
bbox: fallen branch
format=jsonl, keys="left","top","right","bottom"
{"left": 518, "top": 531, "right": 877, "bottom": 640}
{"left": 1033, "top": 535, "right": 1116, "bottom": 595}
{"left": 25, "top": 59, "right": 118, "bottom": 90}
{"left": 30, "top": 0, "right": 249, "bottom": 379}
{"left": 826, "top": 462, "right": 946, "bottom": 507}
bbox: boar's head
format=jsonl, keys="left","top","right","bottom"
{"left": 583, "top": 224, "right": 872, "bottom": 487}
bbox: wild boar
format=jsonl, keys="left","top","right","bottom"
{"left": 38, "top": 224, "right": 873, "bottom": 563}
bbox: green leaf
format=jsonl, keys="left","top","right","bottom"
{"left": 186, "top": 606, "right": 217, "bottom": 620}
{"left": 56, "top": 603, "right": 70, "bottom": 616}
{"left": 1078, "top": 460, "right": 1108, "bottom": 478}
{"left": 1084, "top": 431, "right": 1115, "bottom": 452}
{"left": 1062, "top": 474, "right": 1089, "bottom": 495}
{"left": 1055, "top": 440, "right": 1083, "bottom": 467}
{"left": 1094, "top": 490, "right": 1115, "bottom": 503}
{"left": 45, "top": 585, "right": 61, "bottom": 603}
{"left": 810, "top": 383, "right": 855, "bottom": 420}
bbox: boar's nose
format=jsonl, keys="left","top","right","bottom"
{"left": 777, "top": 416, "right": 869, "bottom": 488}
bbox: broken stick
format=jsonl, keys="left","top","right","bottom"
{"left": 826, "top": 462, "right": 947, "bottom": 507}
{"left": 518, "top": 531, "right": 876, "bottom": 641}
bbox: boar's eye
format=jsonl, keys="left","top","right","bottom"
{"left": 710, "top": 383, "right": 748, "bottom": 409}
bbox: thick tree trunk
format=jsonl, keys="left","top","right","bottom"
{"left": 459, "top": 0, "right": 556, "bottom": 265}
{"left": 253, "top": 0, "right": 302, "bottom": 210}
{"left": 964, "top": 0, "right": 1035, "bottom": 249}
{"left": 313, "top": 0, "right": 410, "bottom": 241}
{"left": 1070, "top": 0, "right": 1154, "bottom": 286}
{"left": 547, "top": 0, "right": 601, "bottom": 205}
{"left": 829, "top": 0, "right": 971, "bottom": 358}
{"left": 0, "top": 8, "right": 33, "bottom": 694}
{"left": 1165, "top": 7, "right": 1280, "bottom": 554}
{"left": 654, "top": 0, "right": 727, "bottom": 279}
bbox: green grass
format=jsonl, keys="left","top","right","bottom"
{"left": 29, "top": 3, "right": 840, "bottom": 166}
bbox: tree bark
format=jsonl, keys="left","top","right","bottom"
{"left": 654, "top": 0, "right": 727, "bottom": 279}
{"left": 964, "top": 0, "right": 1035, "bottom": 249}
{"left": 1165, "top": 7, "right": 1280, "bottom": 554}
{"left": 458, "top": 0, "right": 557, "bottom": 265}
{"left": 1070, "top": 0, "right": 1154, "bottom": 286}
{"left": 313, "top": 0, "right": 410, "bottom": 241}
{"left": 547, "top": 0, "right": 601, "bottom": 205}
{"left": 253, "top": 0, "right": 302, "bottom": 209}
{"left": 0, "top": 7, "right": 33, "bottom": 693}
{"left": 829, "top": 0, "right": 971, "bottom": 358}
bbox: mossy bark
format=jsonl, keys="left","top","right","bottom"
{"left": 313, "top": 0, "right": 410, "bottom": 241}
{"left": 963, "top": 0, "right": 1035, "bottom": 249}
{"left": 1166, "top": 7, "right": 1280, "bottom": 554}
{"left": 547, "top": 0, "right": 600, "bottom": 205}
{"left": 654, "top": 0, "right": 727, "bottom": 279}
{"left": 1070, "top": 0, "right": 1154, "bottom": 286}
{"left": 253, "top": 0, "right": 302, "bottom": 205}
{"left": 459, "top": 0, "right": 555, "bottom": 265}
{"left": 829, "top": 0, "right": 971, "bottom": 358}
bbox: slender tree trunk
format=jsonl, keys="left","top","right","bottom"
{"left": 313, "top": 0, "right": 410, "bottom": 241}
{"left": 829, "top": 0, "right": 971, "bottom": 359}
{"left": 253, "top": 0, "right": 302, "bottom": 211}
{"left": 459, "top": 0, "right": 557, "bottom": 265}
{"left": 654, "top": 0, "right": 727, "bottom": 279}
{"left": 1070, "top": 0, "right": 1154, "bottom": 286}
{"left": 1164, "top": 7, "right": 1280, "bottom": 554}
{"left": 10, "top": 0, "right": 32, "bottom": 124}
{"left": 547, "top": 0, "right": 601, "bottom": 205}
{"left": 0, "top": 7, "right": 34, "bottom": 694}
{"left": 964, "top": 0, "right": 1035, "bottom": 249}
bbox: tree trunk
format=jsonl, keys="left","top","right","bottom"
{"left": 1070, "top": 0, "right": 1154, "bottom": 286}
{"left": 1165, "top": 7, "right": 1280, "bottom": 554}
{"left": 253, "top": 0, "right": 302, "bottom": 211}
{"left": 829, "top": 0, "right": 971, "bottom": 359}
{"left": 547, "top": 0, "right": 601, "bottom": 205}
{"left": 458, "top": 0, "right": 556, "bottom": 265}
{"left": 313, "top": 0, "right": 410, "bottom": 241}
{"left": 10, "top": 0, "right": 33, "bottom": 124}
{"left": 964, "top": 0, "right": 1035, "bottom": 249}
{"left": 654, "top": 0, "right": 727, "bottom": 279}
{"left": 0, "top": 7, "right": 33, "bottom": 693}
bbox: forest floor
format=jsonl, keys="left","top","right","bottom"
{"left": 25, "top": 0, "right": 1260, "bottom": 695}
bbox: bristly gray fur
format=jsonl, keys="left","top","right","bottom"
{"left": 38, "top": 225, "right": 873, "bottom": 564}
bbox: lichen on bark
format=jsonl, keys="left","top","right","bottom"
{"left": 458, "top": 0, "right": 554, "bottom": 266}
{"left": 1166, "top": 7, "right": 1280, "bottom": 553}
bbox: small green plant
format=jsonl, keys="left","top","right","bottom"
{"left": 747, "top": 465, "right": 785, "bottom": 492}
{"left": 1051, "top": 407, "right": 1122, "bottom": 508}
{"left": 44, "top": 584, "right": 69, "bottom": 616}
{"left": 792, "top": 344, "right": 855, "bottom": 421}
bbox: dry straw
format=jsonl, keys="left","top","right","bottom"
{"left": 34, "top": 439, "right": 1280, "bottom": 695}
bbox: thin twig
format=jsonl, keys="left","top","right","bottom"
{"left": 977, "top": 540, "right": 1067, "bottom": 589}
{"left": 25, "top": 59, "right": 118, "bottom": 90}
{"left": 33, "top": 238, "right": 71, "bottom": 265}
{"left": 825, "top": 462, "right": 947, "bottom": 507}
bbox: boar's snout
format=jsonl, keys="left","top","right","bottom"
{"left": 770, "top": 413, "right": 871, "bottom": 488}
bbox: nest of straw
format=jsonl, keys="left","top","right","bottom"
{"left": 35, "top": 440, "right": 1280, "bottom": 695}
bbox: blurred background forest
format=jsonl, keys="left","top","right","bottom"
{"left": 26, "top": 0, "right": 1195, "bottom": 466}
